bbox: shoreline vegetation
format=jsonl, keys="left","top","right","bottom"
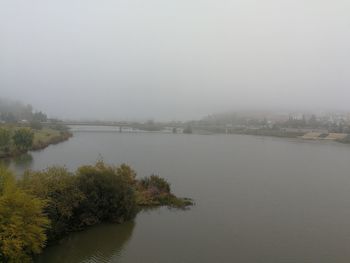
{"left": 0, "top": 98, "right": 73, "bottom": 160}
{"left": 182, "top": 111, "right": 350, "bottom": 144}
{"left": 0, "top": 161, "right": 193, "bottom": 262}
{"left": 184, "top": 127, "right": 350, "bottom": 144}
{"left": 0, "top": 124, "right": 72, "bottom": 159}
{"left": 228, "top": 129, "right": 350, "bottom": 144}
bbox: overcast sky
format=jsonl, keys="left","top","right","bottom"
{"left": 1, "top": 0, "right": 349, "bottom": 120}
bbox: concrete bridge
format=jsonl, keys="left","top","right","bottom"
{"left": 58, "top": 121, "right": 234, "bottom": 134}
{"left": 58, "top": 121, "right": 187, "bottom": 132}
{"left": 60, "top": 121, "right": 134, "bottom": 127}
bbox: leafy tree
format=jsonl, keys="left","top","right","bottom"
{"left": 0, "top": 167, "right": 49, "bottom": 262}
{"left": 117, "top": 163, "right": 137, "bottom": 185}
{"left": 12, "top": 128, "right": 34, "bottom": 151}
{"left": 0, "top": 166, "right": 15, "bottom": 195}
{"left": 32, "top": 111, "right": 47, "bottom": 122}
{"left": 0, "top": 128, "right": 11, "bottom": 150}
{"left": 74, "top": 162, "right": 137, "bottom": 227}
{"left": 20, "top": 167, "right": 85, "bottom": 241}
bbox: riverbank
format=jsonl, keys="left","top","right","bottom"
{"left": 229, "top": 128, "right": 304, "bottom": 139}
{"left": 194, "top": 127, "right": 350, "bottom": 145}
{"left": 232, "top": 129, "right": 350, "bottom": 145}
{"left": 0, "top": 126, "right": 72, "bottom": 159}
{"left": 31, "top": 128, "right": 72, "bottom": 151}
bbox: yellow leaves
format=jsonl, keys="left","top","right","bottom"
{"left": 0, "top": 166, "right": 16, "bottom": 195}
{"left": 0, "top": 168, "right": 50, "bottom": 262}
{"left": 117, "top": 163, "right": 137, "bottom": 185}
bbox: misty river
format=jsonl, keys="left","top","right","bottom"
{"left": 6, "top": 127, "right": 350, "bottom": 263}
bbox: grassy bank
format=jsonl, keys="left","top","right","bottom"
{"left": 0, "top": 125, "right": 72, "bottom": 159}
{"left": 31, "top": 128, "right": 72, "bottom": 151}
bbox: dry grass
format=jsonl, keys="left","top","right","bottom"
{"left": 301, "top": 132, "right": 321, "bottom": 139}
{"left": 33, "top": 128, "right": 61, "bottom": 145}
{"left": 324, "top": 133, "right": 347, "bottom": 140}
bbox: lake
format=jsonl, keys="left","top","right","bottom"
{"left": 7, "top": 127, "right": 350, "bottom": 263}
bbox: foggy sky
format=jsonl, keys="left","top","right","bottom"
{"left": 1, "top": 0, "right": 349, "bottom": 120}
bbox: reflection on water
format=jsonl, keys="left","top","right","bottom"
{"left": 36, "top": 222, "right": 135, "bottom": 263}
{"left": 0, "top": 153, "right": 33, "bottom": 175}
{"left": 13, "top": 153, "right": 33, "bottom": 169}
{"left": 7, "top": 153, "right": 34, "bottom": 176}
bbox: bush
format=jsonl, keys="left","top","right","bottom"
{"left": 0, "top": 167, "right": 49, "bottom": 262}
{"left": 0, "top": 128, "right": 11, "bottom": 150}
{"left": 19, "top": 162, "right": 139, "bottom": 240}
{"left": 74, "top": 161, "right": 137, "bottom": 227}
{"left": 138, "top": 175, "right": 193, "bottom": 208}
{"left": 116, "top": 163, "right": 137, "bottom": 185}
{"left": 12, "top": 128, "right": 34, "bottom": 151}
{"left": 140, "top": 175, "right": 171, "bottom": 194}
{"left": 20, "top": 167, "right": 84, "bottom": 241}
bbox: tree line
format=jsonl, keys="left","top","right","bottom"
{"left": 0, "top": 98, "right": 47, "bottom": 124}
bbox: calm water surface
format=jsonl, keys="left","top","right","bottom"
{"left": 8, "top": 127, "right": 350, "bottom": 263}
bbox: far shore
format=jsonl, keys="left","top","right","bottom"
{"left": 189, "top": 128, "right": 350, "bottom": 145}
{"left": 68, "top": 124, "right": 350, "bottom": 145}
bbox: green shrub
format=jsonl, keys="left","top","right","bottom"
{"left": 20, "top": 167, "right": 84, "bottom": 241}
{"left": 0, "top": 128, "right": 11, "bottom": 150}
{"left": 74, "top": 161, "right": 137, "bottom": 227}
{"left": 12, "top": 128, "right": 34, "bottom": 151}
{"left": 140, "top": 175, "right": 170, "bottom": 194}
{"left": 138, "top": 175, "right": 193, "bottom": 208}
